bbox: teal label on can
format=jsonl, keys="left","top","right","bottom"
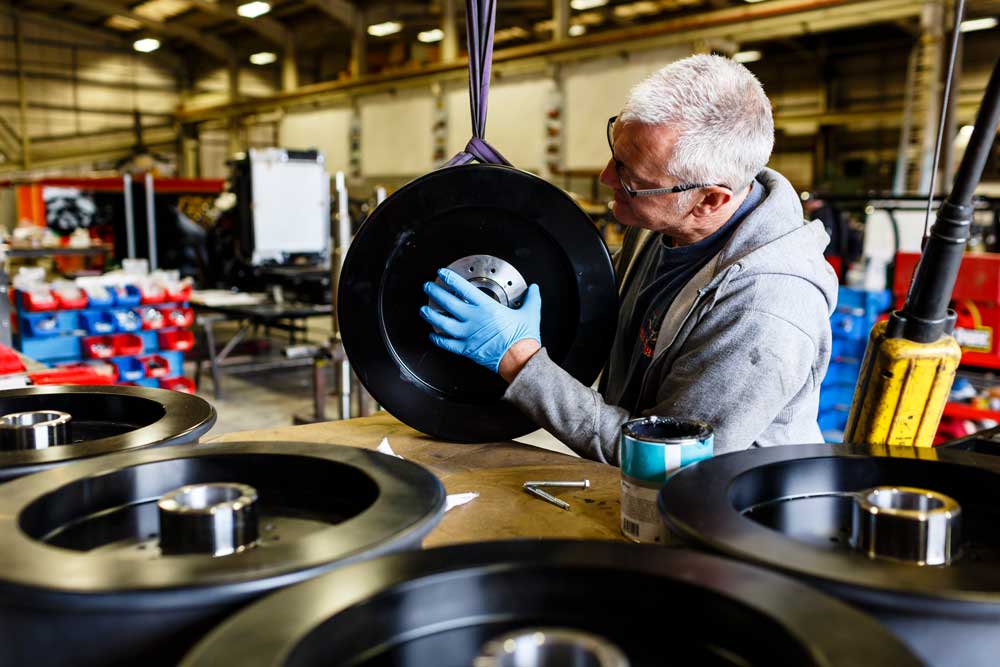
{"left": 620, "top": 416, "right": 713, "bottom": 544}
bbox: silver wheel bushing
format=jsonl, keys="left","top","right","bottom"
{"left": 0, "top": 410, "right": 72, "bottom": 451}
{"left": 158, "top": 483, "right": 261, "bottom": 557}
{"left": 476, "top": 628, "right": 630, "bottom": 667}
{"left": 850, "top": 486, "right": 962, "bottom": 566}
{"left": 440, "top": 254, "right": 528, "bottom": 307}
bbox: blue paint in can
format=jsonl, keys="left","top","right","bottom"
{"left": 620, "top": 416, "right": 713, "bottom": 544}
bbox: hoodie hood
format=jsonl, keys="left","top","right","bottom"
{"left": 712, "top": 168, "right": 838, "bottom": 315}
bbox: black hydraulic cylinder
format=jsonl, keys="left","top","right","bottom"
{"left": 896, "top": 56, "right": 1000, "bottom": 343}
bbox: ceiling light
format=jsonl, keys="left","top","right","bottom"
{"left": 249, "top": 51, "right": 277, "bottom": 65}
{"left": 368, "top": 21, "right": 403, "bottom": 37}
{"left": 569, "top": 24, "right": 587, "bottom": 36}
{"left": 133, "top": 37, "right": 161, "bottom": 53}
{"left": 733, "top": 50, "right": 762, "bottom": 63}
{"left": 612, "top": 1, "right": 659, "bottom": 19}
{"left": 744, "top": 0, "right": 769, "bottom": 3}
{"left": 106, "top": 15, "right": 143, "bottom": 31}
{"left": 960, "top": 17, "right": 998, "bottom": 33}
{"left": 494, "top": 26, "right": 530, "bottom": 42}
{"left": 418, "top": 28, "right": 444, "bottom": 43}
{"left": 237, "top": 1, "right": 271, "bottom": 19}
{"left": 570, "top": 0, "right": 607, "bottom": 10}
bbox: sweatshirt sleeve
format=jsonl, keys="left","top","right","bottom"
{"left": 503, "top": 348, "right": 631, "bottom": 464}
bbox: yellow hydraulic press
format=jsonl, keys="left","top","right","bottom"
{"left": 845, "top": 55, "right": 1000, "bottom": 447}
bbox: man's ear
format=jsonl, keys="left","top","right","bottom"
{"left": 691, "top": 188, "right": 732, "bottom": 218}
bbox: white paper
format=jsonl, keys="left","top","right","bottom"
{"left": 445, "top": 492, "right": 479, "bottom": 512}
{"left": 377, "top": 438, "right": 404, "bottom": 459}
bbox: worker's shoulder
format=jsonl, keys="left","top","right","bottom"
{"left": 719, "top": 269, "right": 833, "bottom": 338}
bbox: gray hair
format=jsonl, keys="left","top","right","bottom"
{"left": 620, "top": 54, "right": 774, "bottom": 191}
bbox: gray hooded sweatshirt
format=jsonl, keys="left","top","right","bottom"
{"left": 503, "top": 167, "right": 838, "bottom": 464}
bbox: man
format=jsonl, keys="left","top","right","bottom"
{"left": 420, "top": 54, "right": 837, "bottom": 464}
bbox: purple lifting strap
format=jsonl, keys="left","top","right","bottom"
{"left": 446, "top": 0, "right": 512, "bottom": 167}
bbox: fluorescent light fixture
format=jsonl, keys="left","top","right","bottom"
{"left": 733, "top": 50, "right": 762, "bottom": 63}
{"left": 418, "top": 28, "right": 444, "bottom": 43}
{"left": 571, "top": 0, "right": 607, "bottom": 10}
{"left": 368, "top": 21, "right": 403, "bottom": 37}
{"left": 133, "top": 37, "right": 161, "bottom": 53}
{"left": 237, "top": 1, "right": 271, "bottom": 19}
{"left": 249, "top": 51, "right": 277, "bottom": 65}
{"left": 960, "top": 17, "right": 998, "bottom": 33}
{"left": 569, "top": 24, "right": 587, "bottom": 36}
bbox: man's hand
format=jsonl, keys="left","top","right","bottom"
{"left": 420, "top": 268, "right": 541, "bottom": 377}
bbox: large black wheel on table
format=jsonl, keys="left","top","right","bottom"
{"left": 181, "top": 540, "right": 921, "bottom": 667}
{"left": 0, "top": 440, "right": 445, "bottom": 667}
{"left": 0, "top": 385, "right": 216, "bottom": 482}
{"left": 338, "top": 164, "right": 618, "bottom": 443}
{"left": 659, "top": 443, "right": 1000, "bottom": 667}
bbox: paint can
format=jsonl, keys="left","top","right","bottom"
{"left": 620, "top": 416, "right": 713, "bottom": 544}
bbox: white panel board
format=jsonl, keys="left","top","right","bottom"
{"left": 563, "top": 46, "right": 690, "bottom": 171}
{"left": 280, "top": 107, "right": 352, "bottom": 175}
{"left": 359, "top": 89, "right": 434, "bottom": 176}
{"left": 249, "top": 149, "right": 330, "bottom": 264}
{"left": 445, "top": 75, "right": 553, "bottom": 172}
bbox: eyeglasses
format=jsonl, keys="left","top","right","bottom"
{"left": 606, "top": 116, "right": 730, "bottom": 197}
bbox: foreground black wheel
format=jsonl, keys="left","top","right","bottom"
{"left": 660, "top": 443, "right": 1000, "bottom": 666}
{"left": 181, "top": 540, "right": 920, "bottom": 667}
{"left": 0, "top": 385, "right": 216, "bottom": 482}
{"left": 0, "top": 440, "right": 446, "bottom": 667}
{"left": 339, "top": 164, "right": 618, "bottom": 442}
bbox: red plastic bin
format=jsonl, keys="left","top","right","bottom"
{"left": 57, "top": 360, "right": 119, "bottom": 382}
{"left": 165, "top": 284, "right": 193, "bottom": 302}
{"left": 159, "top": 376, "right": 195, "bottom": 393}
{"left": 53, "top": 285, "right": 88, "bottom": 309}
{"left": 158, "top": 329, "right": 195, "bottom": 351}
{"left": 138, "top": 306, "right": 167, "bottom": 330}
{"left": 0, "top": 345, "right": 25, "bottom": 375}
{"left": 18, "top": 288, "right": 58, "bottom": 311}
{"left": 29, "top": 367, "right": 115, "bottom": 385}
{"left": 81, "top": 335, "right": 116, "bottom": 359}
{"left": 139, "top": 284, "right": 167, "bottom": 304}
{"left": 138, "top": 354, "right": 171, "bottom": 378}
{"left": 114, "top": 333, "right": 144, "bottom": 356}
{"left": 164, "top": 307, "right": 195, "bottom": 328}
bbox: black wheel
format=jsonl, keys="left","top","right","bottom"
{"left": 339, "top": 164, "right": 618, "bottom": 442}
{"left": 0, "top": 385, "right": 216, "bottom": 482}
{"left": 181, "top": 540, "right": 921, "bottom": 667}
{"left": 0, "top": 440, "right": 446, "bottom": 667}
{"left": 659, "top": 443, "right": 1000, "bottom": 666}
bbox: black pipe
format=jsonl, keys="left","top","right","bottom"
{"left": 892, "top": 56, "right": 1000, "bottom": 343}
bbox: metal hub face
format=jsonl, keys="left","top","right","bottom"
{"left": 659, "top": 444, "right": 1000, "bottom": 667}
{"left": 0, "top": 386, "right": 216, "bottom": 482}
{"left": 476, "top": 628, "right": 629, "bottom": 667}
{"left": 158, "top": 483, "right": 260, "bottom": 557}
{"left": 339, "top": 165, "right": 618, "bottom": 443}
{"left": 180, "top": 541, "right": 921, "bottom": 667}
{"left": 441, "top": 254, "right": 528, "bottom": 308}
{"left": 0, "top": 410, "right": 72, "bottom": 450}
{"left": 0, "top": 440, "right": 446, "bottom": 667}
{"left": 850, "top": 486, "right": 961, "bottom": 566}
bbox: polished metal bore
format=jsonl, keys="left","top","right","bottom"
{"left": 476, "top": 628, "right": 630, "bottom": 667}
{"left": 850, "top": 486, "right": 961, "bottom": 566}
{"left": 0, "top": 410, "right": 72, "bottom": 451}
{"left": 442, "top": 254, "right": 528, "bottom": 307}
{"left": 158, "top": 483, "right": 260, "bottom": 557}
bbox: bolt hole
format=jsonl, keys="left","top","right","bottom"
{"left": 507, "top": 281, "right": 513, "bottom": 286}
{"left": 469, "top": 266, "right": 475, "bottom": 272}
{"left": 490, "top": 268, "right": 496, "bottom": 273}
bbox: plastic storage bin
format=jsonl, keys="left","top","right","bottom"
{"left": 158, "top": 329, "right": 195, "bottom": 351}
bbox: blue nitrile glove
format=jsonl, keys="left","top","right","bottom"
{"left": 420, "top": 267, "right": 542, "bottom": 373}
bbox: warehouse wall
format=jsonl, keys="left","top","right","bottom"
{"left": 0, "top": 15, "right": 179, "bottom": 169}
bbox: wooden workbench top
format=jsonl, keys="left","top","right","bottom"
{"left": 212, "top": 413, "right": 627, "bottom": 546}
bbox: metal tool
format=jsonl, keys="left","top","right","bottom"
{"left": 525, "top": 485, "right": 570, "bottom": 510}
{"left": 522, "top": 480, "right": 589, "bottom": 489}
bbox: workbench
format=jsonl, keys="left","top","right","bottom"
{"left": 214, "top": 412, "right": 627, "bottom": 546}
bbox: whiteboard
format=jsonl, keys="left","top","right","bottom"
{"left": 445, "top": 75, "right": 553, "bottom": 171}
{"left": 280, "top": 107, "right": 352, "bottom": 174}
{"left": 250, "top": 149, "right": 330, "bottom": 264}
{"left": 563, "top": 46, "right": 690, "bottom": 171}
{"left": 359, "top": 89, "right": 435, "bottom": 176}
